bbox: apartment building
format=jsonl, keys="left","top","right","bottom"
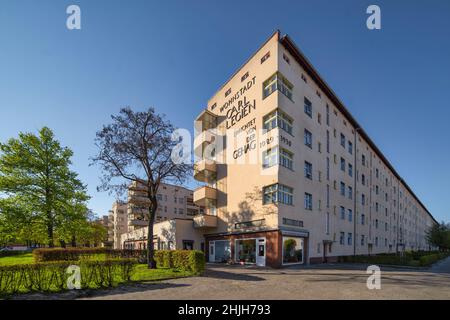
{"left": 108, "top": 201, "right": 128, "bottom": 249}
{"left": 192, "top": 30, "right": 437, "bottom": 267}
{"left": 120, "top": 182, "right": 204, "bottom": 249}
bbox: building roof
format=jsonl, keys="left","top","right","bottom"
{"left": 279, "top": 32, "right": 437, "bottom": 225}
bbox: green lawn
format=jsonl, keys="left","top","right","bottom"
{"left": 0, "top": 253, "right": 34, "bottom": 266}
{"left": 0, "top": 253, "right": 195, "bottom": 296}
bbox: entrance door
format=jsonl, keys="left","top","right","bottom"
{"left": 209, "top": 241, "right": 215, "bottom": 262}
{"left": 256, "top": 238, "right": 266, "bottom": 267}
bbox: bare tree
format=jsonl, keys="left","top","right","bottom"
{"left": 91, "top": 107, "right": 192, "bottom": 268}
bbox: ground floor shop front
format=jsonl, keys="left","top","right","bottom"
{"left": 205, "top": 229, "right": 309, "bottom": 268}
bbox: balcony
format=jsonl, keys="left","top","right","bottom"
{"left": 193, "top": 214, "right": 217, "bottom": 229}
{"left": 195, "top": 109, "right": 217, "bottom": 131}
{"left": 128, "top": 219, "right": 148, "bottom": 227}
{"left": 194, "top": 159, "right": 217, "bottom": 182}
{"left": 193, "top": 186, "right": 217, "bottom": 207}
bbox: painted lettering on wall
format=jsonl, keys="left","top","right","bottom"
{"left": 220, "top": 76, "right": 256, "bottom": 113}
{"left": 226, "top": 96, "right": 256, "bottom": 129}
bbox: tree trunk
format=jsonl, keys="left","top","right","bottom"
{"left": 146, "top": 193, "right": 157, "bottom": 269}
{"left": 71, "top": 235, "right": 76, "bottom": 247}
{"left": 47, "top": 219, "right": 54, "bottom": 247}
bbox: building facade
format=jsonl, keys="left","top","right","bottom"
{"left": 192, "top": 31, "right": 437, "bottom": 267}
{"left": 119, "top": 182, "right": 204, "bottom": 249}
{"left": 108, "top": 201, "right": 128, "bottom": 249}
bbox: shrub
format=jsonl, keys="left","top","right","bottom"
{"left": 154, "top": 250, "right": 205, "bottom": 274}
{"left": 33, "top": 248, "right": 108, "bottom": 262}
{"left": 0, "top": 259, "right": 137, "bottom": 296}
{"left": 0, "top": 250, "right": 31, "bottom": 258}
{"left": 419, "top": 252, "right": 449, "bottom": 266}
{"left": 33, "top": 248, "right": 148, "bottom": 263}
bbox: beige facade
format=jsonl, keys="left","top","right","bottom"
{"left": 108, "top": 201, "right": 128, "bottom": 249}
{"left": 116, "top": 182, "right": 204, "bottom": 249}
{"left": 192, "top": 31, "right": 437, "bottom": 266}
{"left": 121, "top": 219, "right": 205, "bottom": 251}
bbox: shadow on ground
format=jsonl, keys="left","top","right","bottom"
{"left": 9, "top": 282, "right": 191, "bottom": 300}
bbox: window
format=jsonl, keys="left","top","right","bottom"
{"left": 385, "top": 238, "right": 388, "bottom": 247}
{"left": 326, "top": 157, "right": 330, "bottom": 180}
{"left": 263, "top": 72, "right": 293, "bottom": 100}
{"left": 385, "top": 222, "right": 388, "bottom": 231}
{"left": 326, "top": 212, "right": 330, "bottom": 235}
{"left": 323, "top": 185, "right": 329, "bottom": 209}
{"left": 304, "top": 97, "right": 312, "bottom": 118}
{"left": 326, "top": 130, "right": 330, "bottom": 153}
{"left": 182, "top": 240, "right": 194, "bottom": 250}
{"left": 347, "top": 233, "right": 352, "bottom": 246}
{"left": 348, "top": 209, "right": 353, "bottom": 222}
{"left": 376, "top": 168, "right": 379, "bottom": 178}
{"left": 304, "top": 129, "right": 312, "bottom": 148}
{"left": 348, "top": 186, "right": 353, "bottom": 200}
{"left": 376, "top": 185, "right": 379, "bottom": 195}
{"left": 361, "top": 235, "right": 365, "bottom": 246}
{"left": 301, "top": 74, "right": 307, "bottom": 82}
{"left": 340, "top": 232, "right": 345, "bottom": 245}
{"left": 375, "top": 219, "right": 379, "bottom": 228}
{"left": 261, "top": 51, "right": 270, "bottom": 64}
{"left": 283, "top": 53, "right": 290, "bottom": 64}
{"left": 318, "top": 113, "right": 322, "bottom": 124}
{"left": 179, "top": 208, "right": 184, "bottom": 215}
{"left": 263, "top": 184, "right": 293, "bottom": 205}
{"left": 375, "top": 237, "right": 379, "bottom": 247}
{"left": 262, "top": 147, "right": 278, "bottom": 168}
{"left": 326, "top": 104, "right": 330, "bottom": 126}
{"left": 340, "top": 206, "right": 345, "bottom": 219}
{"left": 280, "top": 149, "right": 293, "bottom": 170}
{"left": 348, "top": 141, "right": 353, "bottom": 154}
{"left": 340, "top": 157, "right": 345, "bottom": 171}
{"left": 241, "top": 72, "right": 249, "bottom": 82}
{"left": 304, "top": 193, "right": 313, "bottom": 210}
{"left": 361, "top": 214, "right": 365, "bottom": 225}
{"left": 263, "top": 109, "right": 293, "bottom": 135}
{"left": 361, "top": 174, "right": 366, "bottom": 185}
{"left": 362, "top": 154, "right": 366, "bottom": 166}
{"left": 340, "top": 182, "right": 346, "bottom": 196}
{"left": 362, "top": 194, "right": 366, "bottom": 205}
{"left": 340, "top": 133, "right": 346, "bottom": 147}
{"left": 304, "top": 161, "right": 313, "bottom": 180}
{"left": 348, "top": 163, "right": 353, "bottom": 177}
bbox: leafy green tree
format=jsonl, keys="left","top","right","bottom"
{"left": 0, "top": 127, "right": 90, "bottom": 247}
{"left": 426, "top": 222, "right": 450, "bottom": 251}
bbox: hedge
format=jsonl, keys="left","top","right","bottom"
{"left": 154, "top": 250, "right": 205, "bottom": 274}
{"left": 339, "top": 251, "right": 449, "bottom": 267}
{"left": 0, "top": 259, "right": 137, "bottom": 296}
{"left": 419, "top": 252, "right": 450, "bottom": 266}
{"left": 33, "top": 248, "right": 146, "bottom": 262}
{"left": 0, "top": 250, "right": 31, "bottom": 258}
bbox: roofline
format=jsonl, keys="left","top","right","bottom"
{"left": 206, "top": 29, "right": 281, "bottom": 107}
{"left": 279, "top": 34, "right": 437, "bottom": 225}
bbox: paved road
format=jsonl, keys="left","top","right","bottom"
{"left": 77, "top": 257, "right": 450, "bottom": 300}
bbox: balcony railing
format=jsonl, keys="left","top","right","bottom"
{"left": 194, "top": 159, "right": 217, "bottom": 182}
{"left": 193, "top": 186, "right": 217, "bottom": 207}
{"left": 128, "top": 219, "right": 148, "bottom": 227}
{"left": 193, "top": 214, "right": 217, "bottom": 229}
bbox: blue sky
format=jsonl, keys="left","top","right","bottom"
{"left": 0, "top": 0, "right": 449, "bottom": 222}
